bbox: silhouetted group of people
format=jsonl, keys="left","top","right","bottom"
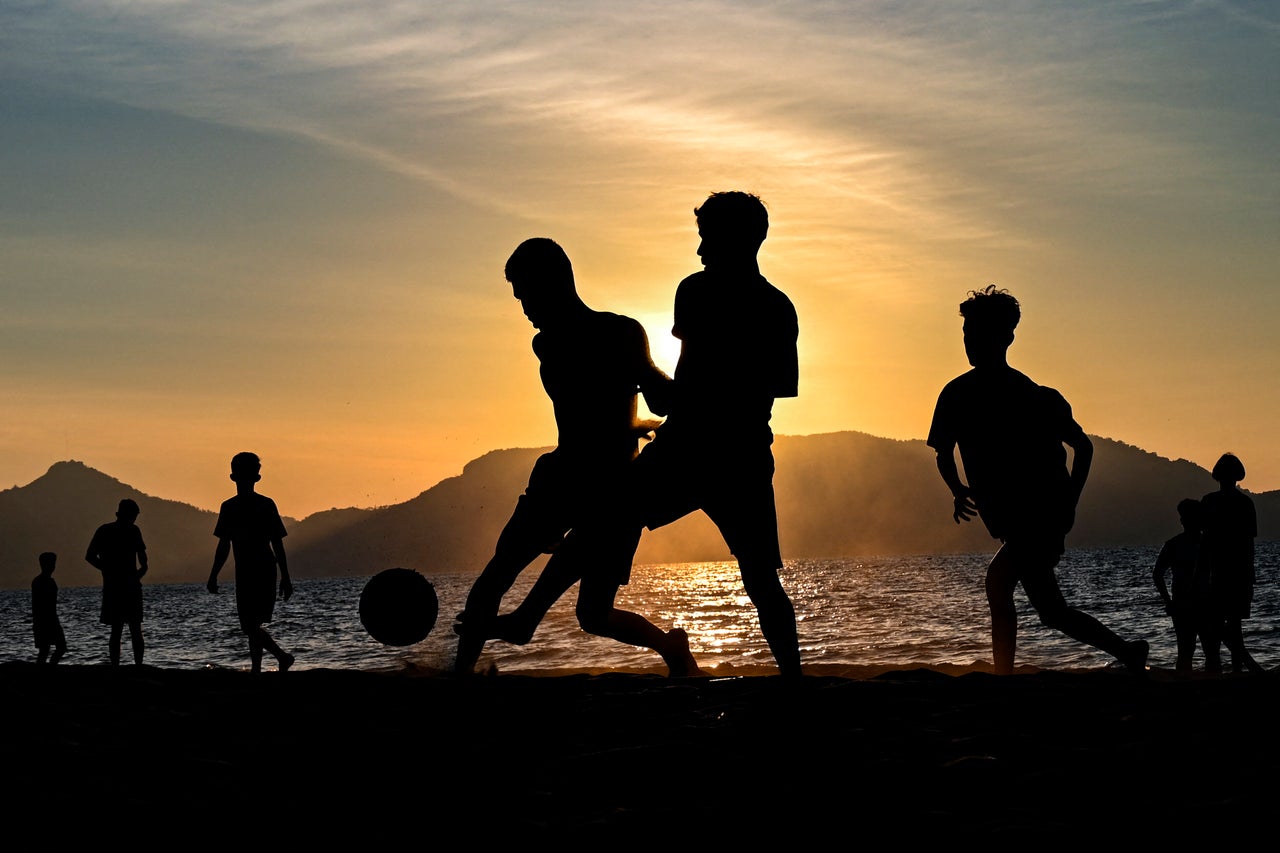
{"left": 453, "top": 191, "right": 1265, "bottom": 678}
{"left": 1153, "top": 454, "right": 1266, "bottom": 675}
{"left": 28, "top": 191, "right": 1265, "bottom": 679}
{"left": 454, "top": 192, "right": 798, "bottom": 677}
{"left": 31, "top": 452, "right": 295, "bottom": 673}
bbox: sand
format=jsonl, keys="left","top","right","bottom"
{"left": 5, "top": 661, "right": 1275, "bottom": 844}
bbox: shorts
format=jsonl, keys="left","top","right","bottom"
{"left": 629, "top": 434, "right": 783, "bottom": 569}
{"left": 495, "top": 449, "right": 636, "bottom": 563}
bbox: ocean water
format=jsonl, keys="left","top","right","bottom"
{"left": 2, "top": 544, "right": 1277, "bottom": 674}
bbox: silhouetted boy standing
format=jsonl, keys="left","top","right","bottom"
{"left": 1153, "top": 498, "right": 1203, "bottom": 673}
{"left": 208, "top": 452, "right": 294, "bottom": 673}
{"left": 32, "top": 551, "right": 67, "bottom": 664}
{"left": 86, "top": 498, "right": 148, "bottom": 665}
{"left": 928, "top": 286, "right": 1148, "bottom": 675}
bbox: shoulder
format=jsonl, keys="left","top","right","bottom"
{"left": 758, "top": 275, "right": 796, "bottom": 314}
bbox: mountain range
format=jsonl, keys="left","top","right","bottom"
{"left": 1, "top": 431, "right": 1273, "bottom": 589}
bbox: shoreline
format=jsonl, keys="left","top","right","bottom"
{"left": 6, "top": 661, "right": 1275, "bottom": 842}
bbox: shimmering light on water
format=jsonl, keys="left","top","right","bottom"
{"left": 2, "top": 544, "right": 1277, "bottom": 674}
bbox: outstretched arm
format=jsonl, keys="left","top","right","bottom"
{"left": 208, "top": 538, "right": 230, "bottom": 593}
{"left": 934, "top": 446, "right": 976, "bottom": 524}
{"left": 1064, "top": 433, "right": 1092, "bottom": 530}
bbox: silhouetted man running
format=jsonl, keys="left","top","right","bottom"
{"left": 928, "top": 285, "right": 1148, "bottom": 675}
{"left": 453, "top": 238, "right": 698, "bottom": 675}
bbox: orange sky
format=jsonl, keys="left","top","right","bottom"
{"left": 2, "top": 3, "right": 1278, "bottom": 519}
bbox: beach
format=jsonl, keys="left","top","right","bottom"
{"left": 6, "top": 661, "right": 1275, "bottom": 844}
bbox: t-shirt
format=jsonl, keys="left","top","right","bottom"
{"left": 664, "top": 269, "right": 798, "bottom": 448}
{"left": 928, "top": 366, "right": 1082, "bottom": 541}
{"left": 214, "top": 492, "right": 287, "bottom": 573}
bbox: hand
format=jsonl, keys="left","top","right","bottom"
{"left": 206, "top": 578, "right": 218, "bottom": 595}
{"left": 951, "top": 489, "right": 977, "bottom": 524}
{"left": 280, "top": 577, "right": 294, "bottom": 602}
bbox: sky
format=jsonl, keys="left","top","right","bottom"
{"left": 1, "top": 1, "right": 1277, "bottom": 518}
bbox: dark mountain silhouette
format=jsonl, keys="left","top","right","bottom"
{"left": 0, "top": 460, "right": 228, "bottom": 589}
{"left": 1, "top": 433, "right": 1274, "bottom": 589}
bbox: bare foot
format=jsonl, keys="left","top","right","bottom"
{"left": 279, "top": 652, "right": 295, "bottom": 673}
{"left": 1124, "top": 640, "right": 1149, "bottom": 678}
{"left": 663, "top": 628, "right": 707, "bottom": 678}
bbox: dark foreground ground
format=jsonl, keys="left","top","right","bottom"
{"left": 4, "top": 662, "right": 1275, "bottom": 845}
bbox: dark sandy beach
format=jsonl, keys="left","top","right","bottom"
{"left": 4, "top": 662, "right": 1275, "bottom": 844}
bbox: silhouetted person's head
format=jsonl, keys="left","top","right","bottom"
{"left": 116, "top": 498, "right": 140, "bottom": 523}
{"left": 1212, "top": 452, "right": 1245, "bottom": 485}
{"left": 505, "top": 238, "right": 580, "bottom": 330}
{"left": 959, "top": 285, "right": 1020, "bottom": 368}
{"left": 39, "top": 552, "right": 56, "bottom": 574}
{"left": 694, "top": 191, "right": 768, "bottom": 271}
{"left": 230, "top": 451, "right": 263, "bottom": 485}
{"left": 1176, "top": 498, "right": 1202, "bottom": 532}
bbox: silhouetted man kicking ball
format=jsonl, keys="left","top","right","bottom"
{"left": 453, "top": 238, "right": 698, "bottom": 676}
{"left": 928, "top": 286, "right": 1148, "bottom": 676}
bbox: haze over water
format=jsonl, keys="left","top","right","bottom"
{"left": 5, "top": 545, "right": 1277, "bottom": 675}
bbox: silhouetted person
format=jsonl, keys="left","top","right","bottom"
{"left": 207, "top": 452, "right": 295, "bottom": 673}
{"left": 526, "top": 192, "right": 799, "bottom": 678}
{"left": 1153, "top": 498, "right": 1203, "bottom": 673}
{"left": 32, "top": 552, "right": 67, "bottom": 665}
{"left": 85, "top": 498, "right": 148, "bottom": 665}
{"left": 1196, "top": 453, "right": 1266, "bottom": 675}
{"left": 928, "top": 286, "right": 1148, "bottom": 676}
{"left": 453, "top": 238, "right": 698, "bottom": 675}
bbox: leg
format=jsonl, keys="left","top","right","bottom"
{"left": 247, "top": 628, "right": 265, "bottom": 673}
{"left": 576, "top": 570, "right": 700, "bottom": 677}
{"left": 739, "top": 558, "right": 800, "bottom": 679}
{"left": 454, "top": 536, "right": 558, "bottom": 674}
{"left": 1198, "top": 610, "right": 1223, "bottom": 674}
{"left": 128, "top": 621, "right": 144, "bottom": 665}
{"left": 109, "top": 623, "right": 124, "bottom": 665}
{"left": 254, "top": 628, "right": 293, "bottom": 671}
{"left": 491, "top": 548, "right": 583, "bottom": 646}
{"left": 984, "top": 545, "right": 1020, "bottom": 675}
{"left": 50, "top": 639, "right": 66, "bottom": 665}
{"left": 1017, "top": 544, "right": 1148, "bottom": 674}
{"left": 705, "top": 455, "right": 800, "bottom": 678}
{"left": 1172, "top": 612, "right": 1197, "bottom": 673}
{"left": 37, "top": 644, "right": 49, "bottom": 665}
{"left": 1221, "top": 617, "right": 1265, "bottom": 675}
{"left": 454, "top": 459, "right": 574, "bottom": 674}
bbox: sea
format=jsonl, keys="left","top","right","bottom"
{"left": 3, "top": 544, "right": 1278, "bottom": 674}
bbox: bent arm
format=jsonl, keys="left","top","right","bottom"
{"left": 1152, "top": 546, "right": 1173, "bottom": 608}
{"left": 1066, "top": 433, "right": 1093, "bottom": 508}
{"left": 934, "top": 446, "right": 976, "bottom": 524}
{"left": 633, "top": 322, "right": 674, "bottom": 416}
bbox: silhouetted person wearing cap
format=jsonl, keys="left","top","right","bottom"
{"left": 1153, "top": 498, "right": 1203, "bottom": 673}
{"left": 928, "top": 286, "right": 1148, "bottom": 676}
{"left": 1196, "top": 452, "right": 1266, "bottom": 675}
{"left": 453, "top": 238, "right": 698, "bottom": 675}
{"left": 208, "top": 452, "right": 294, "bottom": 673}
{"left": 86, "top": 498, "right": 148, "bottom": 665}
{"left": 32, "top": 551, "right": 67, "bottom": 665}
